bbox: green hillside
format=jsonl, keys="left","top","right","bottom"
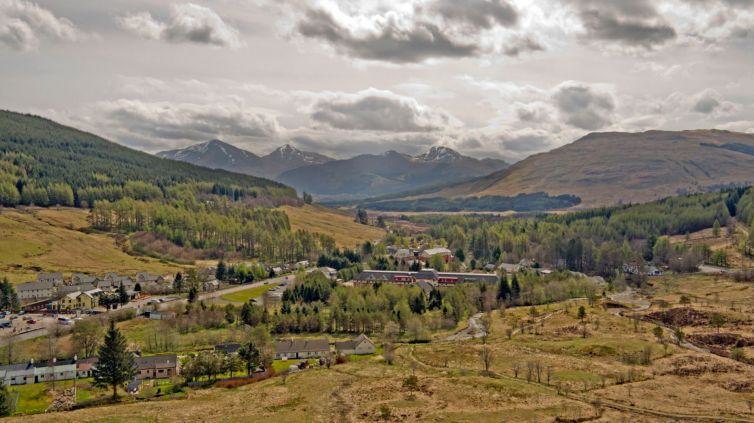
{"left": 0, "top": 110, "right": 295, "bottom": 207}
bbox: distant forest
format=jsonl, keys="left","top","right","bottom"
{"left": 359, "top": 192, "right": 581, "bottom": 212}
{"left": 402, "top": 188, "right": 754, "bottom": 278}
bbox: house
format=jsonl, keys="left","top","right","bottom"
{"left": 135, "top": 272, "right": 165, "bottom": 285}
{"left": 0, "top": 362, "right": 35, "bottom": 385}
{"left": 393, "top": 248, "right": 413, "bottom": 260}
{"left": 59, "top": 282, "right": 96, "bottom": 296}
{"left": 335, "top": 334, "right": 376, "bottom": 356}
{"left": 215, "top": 343, "right": 241, "bottom": 354}
{"left": 134, "top": 354, "right": 180, "bottom": 380}
{"left": 274, "top": 338, "right": 330, "bottom": 360}
{"left": 126, "top": 379, "right": 142, "bottom": 394}
{"left": 419, "top": 247, "right": 453, "bottom": 263}
{"left": 271, "top": 267, "right": 283, "bottom": 276}
{"left": 56, "top": 289, "right": 101, "bottom": 311}
{"left": 499, "top": 263, "right": 521, "bottom": 273}
{"left": 483, "top": 263, "right": 497, "bottom": 272}
{"left": 318, "top": 267, "right": 338, "bottom": 279}
{"left": 416, "top": 280, "right": 435, "bottom": 297}
{"left": 77, "top": 357, "right": 98, "bottom": 378}
{"left": 295, "top": 260, "right": 310, "bottom": 268}
{"left": 16, "top": 280, "right": 56, "bottom": 301}
{"left": 34, "top": 358, "right": 77, "bottom": 383}
{"left": 71, "top": 273, "right": 97, "bottom": 285}
{"left": 203, "top": 279, "right": 220, "bottom": 292}
{"left": 37, "top": 272, "right": 64, "bottom": 286}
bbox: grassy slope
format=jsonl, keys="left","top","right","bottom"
{"left": 0, "top": 208, "right": 182, "bottom": 283}
{"left": 281, "top": 204, "right": 384, "bottom": 248}
{"left": 394, "top": 130, "right": 754, "bottom": 209}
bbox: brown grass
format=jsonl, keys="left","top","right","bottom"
{"left": 280, "top": 204, "right": 384, "bottom": 248}
{"left": 0, "top": 207, "right": 183, "bottom": 283}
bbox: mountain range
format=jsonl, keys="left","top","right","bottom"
{"left": 365, "top": 129, "right": 754, "bottom": 210}
{"left": 157, "top": 140, "right": 333, "bottom": 179}
{"left": 158, "top": 141, "right": 509, "bottom": 201}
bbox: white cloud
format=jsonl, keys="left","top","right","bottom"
{"left": 117, "top": 3, "right": 242, "bottom": 48}
{"left": 0, "top": 0, "right": 82, "bottom": 51}
{"left": 307, "top": 88, "right": 461, "bottom": 132}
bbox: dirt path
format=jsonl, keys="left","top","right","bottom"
{"left": 442, "top": 313, "right": 486, "bottom": 341}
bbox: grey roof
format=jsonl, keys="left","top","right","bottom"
{"left": 135, "top": 354, "right": 178, "bottom": 370}
{"left": 215, "top": 343, "right": 241, "bottom": 354}
{"left": 275, "top": 338, "right": 329, "bottom": 354}
{"left": 335, "top": 334, "right": 373, "bottom": 351}
{"left": 72, "top": 273, "right": 97, "bottom": 283}
{"left": 17, "top": 280, "right": 55, "bottom": 292}
{"left": 415, "top": 269, "right": 439, "bottom": 280}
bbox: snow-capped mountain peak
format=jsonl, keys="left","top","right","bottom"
{"left": 415, "top": 146, "right": 462, "bottom": 162}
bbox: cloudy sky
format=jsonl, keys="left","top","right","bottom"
{"left": 1, "top": 0, "right": 752, "bottom": 161}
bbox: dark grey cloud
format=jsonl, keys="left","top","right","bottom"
{"left": 310, "top": 89, "right": 454, "bottom": 132}
{"left": 295, "top": 1, "right": 539, "bottom": 63}
{"left": 0, "top": 0, "right": 82, "bottom": 51}
{"left": 117, "top": 3, "right": 241, "bottom": 48}
{"left": 501, "top": 132, "right": 551, "bottom": 153}
{"left": 297, "top": 8, "right": 476, "bottom": 63}
{"left": 571, "top": 0, "right": 676, "bottom": 49}
{"left": 431, "top": 0, "right": 518, "bottom": 28}
{"left": 552, "top": 82, "right": 615, "bottom": 130}
{"left": 98, "top": 99, "right": 279, "bottom": 142}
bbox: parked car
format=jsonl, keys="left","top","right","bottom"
{"left": 0, "top": 321, "right": 12, "bottom": 328}
{"left": 57, "top": 317, "right": 73, "bottom": 325}
{"left": 27, "top": 319, "right": 37, "bottom": 324}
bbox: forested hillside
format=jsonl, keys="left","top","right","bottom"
{"left": 414, "top": 189, "right": 750, "bottom": 277}
{"left": 0, "top": 110, "right": 348, "bottom": 264}
{"left": 0, "top": 110, "right": 296, "bottom": 208}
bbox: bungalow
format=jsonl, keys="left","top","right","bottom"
{"left": 34, "top": 358, "right": 77, "bottom": 383}
{"left": 275, "top": 338, "right": 330, "bottom": 360}
{"left": 147, "top": 311, "right": 176, "bottom": 320}
{"left": 295, "top": 260, "right": 310, "bottom": 268}
{"left": 0, "top": 362, "right": 35, "bottom": 386}
{"left": 135, "top": 354, "right": 180, "bottom": 380}
{"left": 335, "top": 334, "right": 376, "bottom": 356}
{"left": 318, "top": 267, "right": 338, "bottom": 279}
{"left": 77, "top": 357, "right": 98, "bottom": 378}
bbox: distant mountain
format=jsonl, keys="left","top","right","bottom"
{"left": 277, "top": 147, "right": 508, "bottom": 201}
{"left": 369, "top": 130, "right": 754, "bottom": 210}
{"left": 157, "top": 141, "right": 333, "bottom": 179}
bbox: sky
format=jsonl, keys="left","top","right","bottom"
{"left": 0, "top": 0, "right": 752, "bottom": 162}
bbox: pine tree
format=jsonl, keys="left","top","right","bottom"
{"left": 216, "top": 260, "right": 226, "bottom": 281}
{"left": 0, "top": 384, "right": 10, "bottom": 416}
{"left": 93, "top": 320, "right": 136, "bottom": 400}
{"left": 118, "top": 283, "right": 129, "bottom": 305}
{"left": 174, "top": 272, "right": 184, "bottom": 292}
{"left": 496, "top": 273, "right": 511, "bottom": 303}
{"left": 188, "top": 286, "right": 198, "bottom": 303}
{"left": 510, "top": 273, "right": 521, "bottom": 302}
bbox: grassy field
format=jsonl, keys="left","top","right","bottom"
{"left": 0, "top": 208, "right": 182, "bottom": 283}
{"left": 220, "top": 283, "right": 279, "bottom": 303}
{"left": 11, "top": 274, "right": 754, "bottom": 422}
{"left": 280, "top": 204, "right": 385, "bottom": 248}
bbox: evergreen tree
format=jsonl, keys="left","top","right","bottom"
{"left": 118, "top": 283, "right": 129, "bottom": 305}
{"left": 93, "top": 320, "right": 136, "bottom": 400}
{"left": 216, "top": 260, "right": 227, "bottom": 282}
{"left": 174, "top": 272, "right": 184, "bottom": 293}
{"left": 454, "top": 248, "right": 466, "bottom": 263}
{"left": 188, "top": 286, "right": 198, "bottom": 303}
{"left": 510, "top": 273, "right": 521, "bottom": 303}
{"left": 0, "top": 384, "right": 11, "bottom": 416}
{"left": 496, "top": 273, "right": 511, "bottom": 303}
{"left": 238, "top": 341, "right": 261, "bottom": 375}
{"left": 0, "top": 278, "right": 19, "bottom": 311}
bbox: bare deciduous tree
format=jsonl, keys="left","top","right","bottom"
{"left": 480, "top": 347, "right": 493, "bottom": 375}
